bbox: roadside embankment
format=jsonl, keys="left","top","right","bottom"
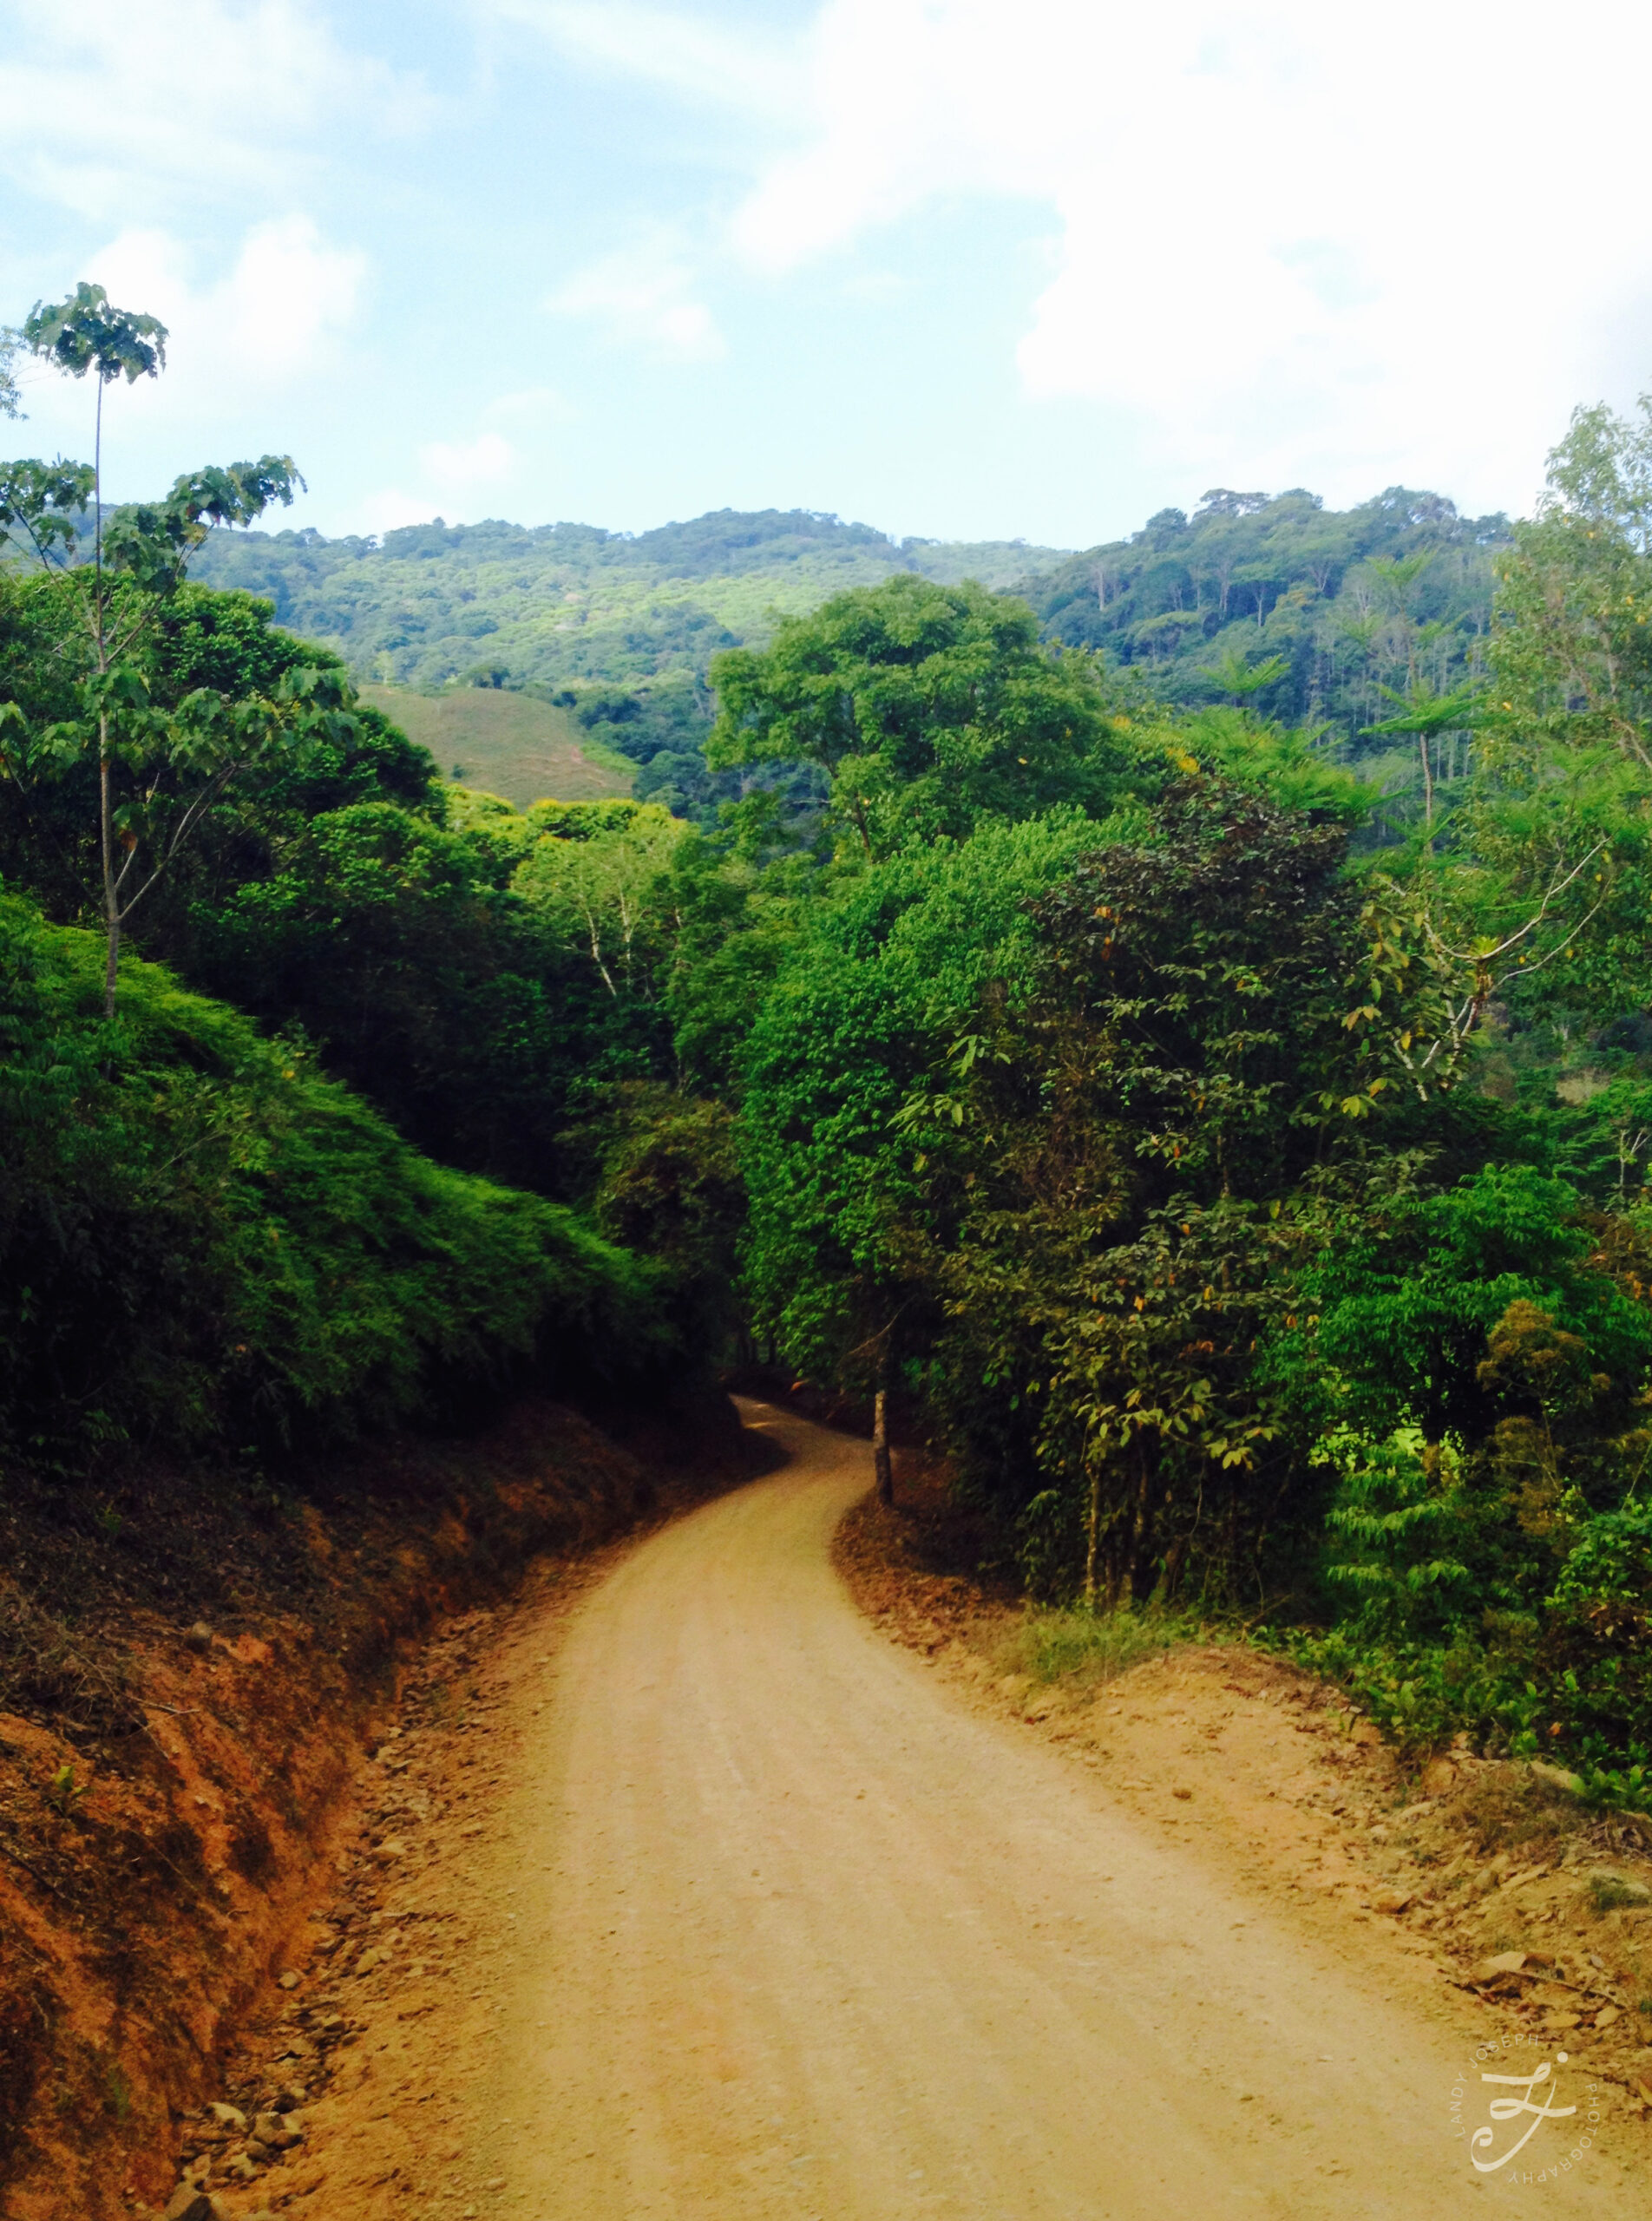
{"left": 0, "top": 1390, "right": 758, "bottom": 2219}
{"left": 836, "top": 1457, "right": 1652, "bottom": 2122}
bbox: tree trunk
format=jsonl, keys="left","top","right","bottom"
{"left": 95, "top": 382, "right": 119, "bottom": 1021}
{"left": 103, "top": 906, "right": 119, "bottom": 1020}
{"left": 873, "top": 1346, "right": 894, "bottom": 1506}
{"left": 1126, "top": 1440, "right": 1152, "bottom": 1603}
{"left": 1084, "top": 1462, "right": 1101, "bottom": 1609}
{"left": 99, "top": 711, "right": 119, "bottom": 1020}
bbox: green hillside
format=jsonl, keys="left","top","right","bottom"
{"left": 1022, "top": 486, "right": 1511, "bottom": 750}
{"left": 187, "top": 493, "right": 1513, "bottom": 783}
{"left": 187, "top": 490, "right": 1514, "bottom": 835}
{"left": 359, "top": 684, "right": 635, "bottom": 808}
{"left": 188, "top": 507, "right": 1071, "bottom": 692}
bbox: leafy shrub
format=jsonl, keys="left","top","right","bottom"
{"left": 1317, "top": 1427, "right": 1476, "bottom": 1643}
{"left": 1277, "top": 1624, "right": 1521, "bottom": 1754}
{"left": 0, "top": 891, "right": 671, "bottom": 1466}
{"left": 1537, "top": 1501, "right": 1652, "bottom": 1791}
{"left": 1280, "top": 1492, "right": 1652, "bottom": 1799}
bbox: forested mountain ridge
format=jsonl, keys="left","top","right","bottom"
{"left": 1024, "top": 484, "right": 1510, "bottom": 745}
{"left": 187, "top": 507, "right": 1071, "bottom": 694}
{"left": 189, "top": 488, "right": 1506, "bottom": 829}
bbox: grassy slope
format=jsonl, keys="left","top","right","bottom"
{"left": 0, "top": 891, "right": 665, "bottom": 1462}
{"left": 360, "top": 685, "right": 637, "bottom": 808}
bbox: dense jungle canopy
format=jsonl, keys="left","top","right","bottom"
{"left": 5, "top": 284, "right": 1652, "bottom": 1805}
{"left": 185, "top": 484, "right": 1506, "bottom": 832}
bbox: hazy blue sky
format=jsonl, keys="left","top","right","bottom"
{"left": 5, "top": 1, "right": 1651, "bottom": 547}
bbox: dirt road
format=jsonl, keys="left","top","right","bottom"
{"left": 435, "top": 1404, "right": 1637, "bottom": 2219}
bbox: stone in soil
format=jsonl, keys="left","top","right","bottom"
{"left": 1472, "top": 1950, "right": 1531, "bottom": 1981}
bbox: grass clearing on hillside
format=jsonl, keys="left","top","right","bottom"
{"left": 362, "top": 685, "right": 635, "bottom": 809}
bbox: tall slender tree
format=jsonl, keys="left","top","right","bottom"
{"left": 0, "top": 285, "right": 338, "bottom": 1013}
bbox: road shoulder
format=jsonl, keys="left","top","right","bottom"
{"left": 835, "top": 1460, "right": 1652, "bottom": 2140}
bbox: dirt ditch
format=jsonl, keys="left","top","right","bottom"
{"left": 0, "top": 1393, "right": 760, "bottom": 2219}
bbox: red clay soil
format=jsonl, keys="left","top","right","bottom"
{"left": 0, "top": 1394, "right": 759, "bottom": 2219}
{"left": 835, "top": 1456, "right": 1652, "bottom": 2127}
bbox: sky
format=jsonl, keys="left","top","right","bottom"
{"left": 4, "top": 0, "right": 1652, "bottom": 551}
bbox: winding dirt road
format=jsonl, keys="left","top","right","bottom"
{"left": 453, "top": 1404, "right": 1639, "bottom": 2218}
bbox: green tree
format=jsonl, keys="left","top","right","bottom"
{"left": 1491, "top": 396, "right": 1652, "bottom": 776}
{"left": 0, "top": 285, "right": 329, "bottom": 1012}
{"left": 1362, "top": 678, "right": 1482, "bottom": 829}
{"left": 903, "top": 776, "right": 1493, "bottom": 1600}
{"left": 0, "top": 884, "right": 671, "bottom": 1465}
{"left": 739, "top": 810, "right": 1118, "bottom": 1497}
{"left": 1411, "top": 399, "right": 1652, "bottom": 1029}
{"left": 515, "top": 802, "right": 685, "bottom": 1000}
{"left": 1302, "top": 1167, "right": 1652, "bottom": 1448}
{"left": 707, "top": 573, "right": 1132, "bottom": 859}
{"left": 1203, "top": 645, "right": 1289, "bottom": 704}
{"left": 559, "top": 1082, "right": 745, "bottom": 1358}
{"left": 0, "top": 324, "right": 23, "bottom": 419}
{"left": 194, "top": 796, "right": 582, "bottom": 1187}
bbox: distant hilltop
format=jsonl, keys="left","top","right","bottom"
{"left": 187, "top": 507, "right": 1071, "bottom": 694}
{"left": 187, "top": 489, "right": 1506, "bottom": 775}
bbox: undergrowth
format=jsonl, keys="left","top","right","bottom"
{"left": 0, "top": 891, "right": 673, "bottom": 1467}
{"left": 999, "top": 1601, "right": 1209, "bottom": 1689}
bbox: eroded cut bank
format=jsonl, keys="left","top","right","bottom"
{"left": 0, "top": 1393, "right": 753, "bottom": 2218}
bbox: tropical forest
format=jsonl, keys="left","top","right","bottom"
{"left": 6, "top": 280, "right": 1652, "bottom": 2203}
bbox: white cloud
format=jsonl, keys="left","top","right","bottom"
{"left": 0, "top": 0, "right": 431, "bottom": 219}
{"left": 711, "top": 0, "right": 1652, "bottom": 514}
{"left": 420, "top": 431, "right": 515, "bottom": 492}
{"left": 480, "top": 0, "right": 797, "bottom": 116}
{"left": 344, "top": 420, "right": 528, "bottom": 539}
{"left": 344, "top": 486, "right": 449, "bottom": 539}
{"left": 12, "top": 219, "right": 365, "bottom": 483}
{"left": 85, "top": 219, "right": 364, "bottom": 391}
{"left": 549, "top": 239, "right": 726, "bottom": 362}
{"left": 218, "top": 216, "right": 366, "bottom": 377}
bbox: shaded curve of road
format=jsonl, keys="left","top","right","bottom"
{"left": 488, "top": 1402, "right": 1635, "bottom": 2219}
